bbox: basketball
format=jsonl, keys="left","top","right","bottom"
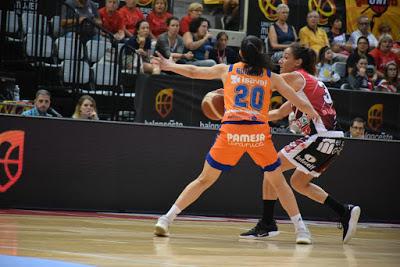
{"left": 201, "top": 88, "right": 224, "bottom": 121}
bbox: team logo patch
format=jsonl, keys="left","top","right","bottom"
{"left": 0, "top": 131, "right": 25, "bottom": 193}
{"left": 155, "top": 88, "right": 174, "bottom": 118}
{"left": 308, "top": 0, "right": 337, "bottom": 25}
{"left": 368, "top": 104, "right": 383, "bottom": 132}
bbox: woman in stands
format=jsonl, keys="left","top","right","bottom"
{"left": 267, "top": 4, "right": 297, "bottom": 64}
{"left": 146, "top": 0, "right": 172, "bottom": 39}
{"left": 346, "top": 36, "right": 375, "bottom": 76}
{"left": 376, "top": 62, "right": 400, "bottom": 93}
{"left": 119, "top": 0, "right": 144, "bottom": 38}
{"left": 208, "top": 32, "right": 238, "bottom": 64}
{"left": 240, "top": 43, "right": 361, "bottom": 244}
{"left": 369, "top": 34, "right": 400, "bottom": 79}
{"left": 179, "top": 2, "right": 203, "bottom": 35}
{"left": 153, "top": 35, "right": 319, "bottom": 244}
{"left": 72, "top": 95, "right": 99, "bottom": 120}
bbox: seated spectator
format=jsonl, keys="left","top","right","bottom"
{"left": 125, "top": 20, "right": 156, "bottom": 73}
{"left": 376, "top": 62, "right": 400, "bottom": 93}
{"left": 180, "top": 2, "right": 203, "bottom": 36}
{"left": 208, "top": 32, "right": 238, "bottom": 64}
{"left": 61, "top": 0, "right": 102, "bottom": 40}
{"left": 146, "top": 0, "right": 172, "bottom": 39}
{"left": 21, "top": 90, "right": 62, "bottom": 117}
{"left": 155, "top": 17, "right": 193, "bottom": 63}
{"left": 345, "top": 117, "right": 365, "bottom": 138}
{"left": 183, "top": 17, "right": 216, "bottom": 67}
{"left": 267, "top": 4, "right": 297, "bottom": 63}
{"left": 119, "top": 0, "right": 144, "bottom": 38}
{"left": 349, "top": 15, "right": 378, "bottom": 49}
{"left": 222, "top": 0, "right": 240, "bottom": 31}
{"left": 369, "top": 34, "right": 400, "bottom": 79}
{"left": 377, "top": 22, "right": 392, "bottom": 39}
{"left": 346, "top": 36, "right": 375, "bottom": 76}
{"left": 347, "top": 56, "right": 376, "bottom": 90}
{"left": 98, "top": 0, "right": 125, "bottom": 41}
{"left": 72, "top": 95, "right": 99, "bottom": 120}
{"left": 299, "top": 10, "right": 329, "bottom": 55}
{"left": 327, "top": 15, "right": 352, "bottom": 60}
{"left": 316, "top": 46, "right": 341, "bottom": 87}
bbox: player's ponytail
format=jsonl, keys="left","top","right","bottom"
{"left": 289, "top": 43, "right": 317, "bottom": 75}
{"left": 240, "top": 35, "right": 272, "bottom": 76}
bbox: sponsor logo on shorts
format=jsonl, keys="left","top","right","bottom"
{"left": 227, "top": 133, "right": 265, "bottom": 148}
{"left": 294, "top": 155, "right": 316, "bottom": 171}
{"left": 304, "top": 154, "right": 317, "bottom": 163}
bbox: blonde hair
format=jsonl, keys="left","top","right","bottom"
{"left": 152, "top": 0, "right": 168, "bottom": 12}
{"left": 72, "top": 95, "right": 98, "bottom": 119}
{"left": 188, "top": 2, "right": 203, "bottom": 12}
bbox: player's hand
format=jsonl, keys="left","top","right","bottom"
{"left": 155, "top": 51, "right": 174, "bottom": 71}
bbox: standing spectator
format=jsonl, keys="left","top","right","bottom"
{"left": 179, "top": 2, "right": 203, "bottom": 36}
{"left": 72, "top": 95, "right": 99, "bottom": 120}
{"left": 327, "top": 15, "right": 352, "bottom": 59}
{"left": 209, "top": 32, "right": 238, "bottom": 64}
{"left": 146, "top": 0, "right": 172, "bottom": 39}
{"left": 119, "top": 0, "right": 144, "bottom": 38}
{"left": 346, "top": 117, "right": 365, "bottom": 138}
{"left": 349, "top": 15, "right": 378, "bottom": 49}
{"left": 21, "top": 90, "right": 62, "bottom": 117}
{"left": 347, "top": 56, "right": 375, "bottom": 90}
{"left": 369, "top": 34, "right": 400, "bottom": 79}
{"left": 98, "top": 0, "right": 125, "bottom": 41}
{"left": 155, "top": 17, "right": 193, "bottom": 63}
{"left": 346, "top": 36, "right": 375, "bottom": 76}
{"left": 376, "top": 63, "right": 400, "bottom": 93}
{"left": 61, "top": 0, "right": 102, "bottom": 39}
{"left": 316, "top": 46, "right": 341, "bottom": 87}
{"left": 268, "top": 4, "right": 297, "bottom": 63}
{"left": 183, "top": 17, "right": 216, "bottom": 67}
{"left": 222, "top": 0, "right": 240, "bottom": 31}
{"left": 299, "top": 11, "right": 329, "bottom": 55}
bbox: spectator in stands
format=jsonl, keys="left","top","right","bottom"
{"left": 183, "top": 17, "right": 216, "bottom": 67}
{"left": 180, "top": 2, "right": 203, "bottom": 36}
{"left": 347, "top": 56, "right": 376, "bottom": 90}
{"left": 155, "top": 17, "right": 193, "bottom": 63}
{"left": 125, "top": 20, "right": 155, "bottom": 73}
{"left": 268, "top": 4, "right": 297, "bottom": 64}
{"left": 349, "top": 15, "right": 378, "bottom": 49}
{"left": 21, "top": 90, "right": 62, "bottom": 117}
{"left": 316, "top": 46, "right": 341, "bottom": 87}
{"left": 72, "top": 95, "right": 99, "bottom": 120}
{"left": 376, "top": 62, "right": 400, "bottom": 93}
{"left": 346, "top": 36, "right": 375, "bottom": 76}
{"left": 346, "top": 117, "right": 365, "bottom": 138}
{"left": 208, "top": 32, "right": 238, "bottom": 64}
{"left": 146, "top": 0, "right": 172, "bottom": 39}
{"left": 299, "top": 10, "right": 329, "bottom": 55}
{"left": 61, "top": 0, "right": 102, "bottom": 39}
{"left": 377, "top": 22, "right": 392, "bottom": 39}
{"left": 327, "top": 15, "right": 352, "bottom": 60}
{"left": 98, "top": 0, "right": 125, "bottom": 41}
{"left": 222, "top": 0, "right": 240, "bottom": 31}
{"left": 119, "top": 0, "right": 144, "bottom": 38}
{"left": 369, "top": 34, "right": 400, "bottom": 79}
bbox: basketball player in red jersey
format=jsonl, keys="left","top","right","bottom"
{"left": 240, "top": 43, "right": 361, "bottom": 244}
{"left": 153, "top": 36, "right": 319, "bottom": 244}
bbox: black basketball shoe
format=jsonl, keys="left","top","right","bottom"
{"left": 239, "top": 219, "right": 280, "bottom": 240}
{"left": 341, "top": 204, "right": 361, "bottom": 244}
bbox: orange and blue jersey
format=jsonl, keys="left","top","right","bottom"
{"left": 206, "top": 63, "right": 280, "bottom": 172}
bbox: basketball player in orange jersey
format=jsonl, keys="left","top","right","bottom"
{"left": 153, "top": 36, "right": 319, "bottom": 244}
{"left": 240, "top": 43, "right": 361, "bottom": 244}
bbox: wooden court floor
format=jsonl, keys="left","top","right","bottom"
{"left": 0, "top": 210, "right": 399, "bottom": 267}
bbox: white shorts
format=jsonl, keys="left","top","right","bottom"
{"left": 280, "top": 131, "right": 344, "bottom": 177}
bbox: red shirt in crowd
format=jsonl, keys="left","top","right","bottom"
{"left": 119, "top": 6, "right": 144, "bottom": 35}
{"left": 98, "top": 7, "right": 124, "bottom": 34}
{"left": 146, "top": 11, "right": 172, "bottom": 38}
{"left": 369, "top": 48, "right": 400, "bottom": 73}
{"left": 179, "top": 15, "right": 192, "bottom": 35}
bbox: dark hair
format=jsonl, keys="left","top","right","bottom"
{"left": 328, "top": 15, "right": 342, "bottom": 27}
{"left": 36, "top": 89, "right": 51, "bottom": 98}
{"left": 351, "top": 117, "right": 365, "bottom": 126}
{"left": 384, "top": 62, "right": 399, "bottom": 83}
{"left": 240, "top": 35, "right": 272, "bottom": 75}
{"left": 189, "top": 17, "right": 210, "bottom": 33}
{"left": 135, "top": 19, "right": 148, "bottom": 32}
{"left": 357, "top": 36, "right": 369, "bottom": 45}
{"left": 351, "top": 55, "right": 368, "bottom": 76}
{"left": 289, "top": 43, "right": 317, "bottom": 75}
{"left": 166, "top": 16, "right": 179, "bottom": 26}
{"left": 216, "top": 31, "right": 228, "bottom": 41}
{"left": 318, "top": 46, "right": 332, "bottom": 67}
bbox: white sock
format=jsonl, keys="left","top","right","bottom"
{"left": 290, "top": 214, "right": 307, "bottom": 232}
{"left": 164, "top": 204, "right": 181, "bottom": 222}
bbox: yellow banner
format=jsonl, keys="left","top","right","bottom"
{"left": 346, "top": 0, "right": 400, "bottom": 41}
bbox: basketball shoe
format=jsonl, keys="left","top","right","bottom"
{"left": 295, "top": 227, "right": 312, "bottom": 244}
{"left": 341, "top": 204, "right": 361, "bottom": 244}
{"left": 239, "top": 219, "right": 280, "bottom": 240}
{"left": 154, "top": 215, "right": 170, "bottom": 237}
